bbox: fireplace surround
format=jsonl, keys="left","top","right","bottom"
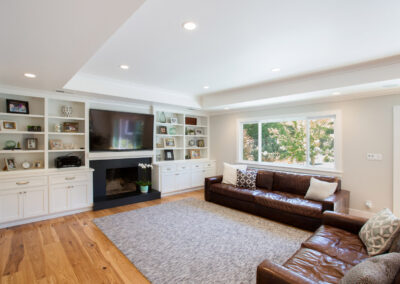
{"left": 90, "top": 157, "right": 160, "bottom": 210}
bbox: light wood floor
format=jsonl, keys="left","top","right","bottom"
{"left": 0, "top": 189, "right": 204, "bottom": 284}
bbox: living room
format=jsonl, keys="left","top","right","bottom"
{"left": 1, "top": 0, "right": 400, "bottom": 283}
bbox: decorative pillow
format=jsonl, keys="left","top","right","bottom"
{"left": 359, "top": 208, "right": 400, "bottom": 256}
{"left": 222, "top": 163, "right": 247, "bottom": 185}
{"left": 389, "top": 231, "right": 400, "bottom": 253}
{"left": 340, "top": 252, "right": 400, "bottom": 284}
{"left": 236, "top": 169, "right": 257, "bottom": 189}
{"left": 304, "top": 177, "right": 338, "bottom": 201}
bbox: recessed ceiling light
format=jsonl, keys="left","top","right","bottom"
{"left": 332, "top": 91, "right": 341, "bottom": 95}
{"left": 271, "top": 68, "right": 281, "bottom": 72}
{"left": 203, "top": 85, "right": 210, "bottom": 89}
{"left": 120, "top": 64, "right": 130, "bottom": 70}
{"left": 183, "top": 21, "right": 197, "bottom": 31}
{"left": 24, "top": 73, "right": 36, "bottom": 78}
{"left": 224, "top": 107, "right": 230, "bottom": 110}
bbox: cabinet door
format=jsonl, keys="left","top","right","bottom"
{"left": 161, "top": 173, "right": 176, "bottom": 193}
{"left": 0, "top": 190, "right": 23, "bottom": 223}
{"left": 24, "top": 187, "right": 48, "bottom": 218}
{"left": 191, "top": 170, "right": 205, "bottom": 188}
{"left": 69, "top": 183, "right": 90, "bottom": 210}
{"left": 175, "top": 172, "right": 191, "bottom": 190}
{"left": 205, "top": 167, "right": 217, "bottom": 178}
{"left": 49, "top": 185, "right": 69, "bottom": 213}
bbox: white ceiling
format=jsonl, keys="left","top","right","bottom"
{"left": 0, "top": 0, "right": 145, "bottom": 90}
{"left": 70, "top": 0, "right": 400, "bottom": 98}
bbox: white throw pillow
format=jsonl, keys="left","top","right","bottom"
{"left": 304, "top": 177, "right": 338, "bottom": 201}
{"left": 222, "top": 163, "right": 247, "bottom": 185}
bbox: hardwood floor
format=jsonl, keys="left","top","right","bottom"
{"left": 0, "top": 189, "right": 204, "bottom": 284}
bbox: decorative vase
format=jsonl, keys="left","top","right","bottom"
{"left": 159, "top": 112, "right": 166, "bottom": 123}
{"left": 61, "top": 105, "right": 73, "bottom": 117}
{"left": 140, "top": 185, "right": 149, "bottom": 193}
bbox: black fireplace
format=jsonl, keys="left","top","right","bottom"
{"left": 90, "top": 157, "right": 160, "bottom": 210}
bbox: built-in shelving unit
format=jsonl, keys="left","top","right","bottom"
{"left": 153, "top": 110, "right": 209, "bottom": 162}
{"left": 0, "top": 93, "right": 88, "bottom": 173}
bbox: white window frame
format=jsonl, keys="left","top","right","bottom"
{"left": 237, "top": 110, "right": 342, "bottom": 175}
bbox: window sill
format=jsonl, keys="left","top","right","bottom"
{"left": 236, "top": 160, "right": 343, "bottom": 176}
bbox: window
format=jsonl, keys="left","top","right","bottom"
{"left": 240, "top": 114, "right": 337, "bottom": 170}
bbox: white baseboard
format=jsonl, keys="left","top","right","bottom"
{"left": 349, "top": 208, "right": 374, "bottom": 218}
{"left": 161, "top": 187, "right": 203, "bottom": 197}
{"left": 0, "top": 206, "right": 93, "bottom": 229}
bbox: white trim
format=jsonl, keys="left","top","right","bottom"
{"left": 393, "top": 106, "right": 400, "bottom": 217}
{"left": 89, "top": 151, "right": 154, "bottom": 161}
{"left": 237, "top": 110, "right": 342, "bottom": 173}
{"left": 160, "top": 186, "right": 202, "bottom": 197}
{"left": 349, "top": 208, "right": 374, "bottom": 219}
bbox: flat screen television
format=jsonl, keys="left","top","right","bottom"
{"left": 89, "top": 109, "right": 154, "bottom": 151}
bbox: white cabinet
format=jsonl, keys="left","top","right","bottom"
{"left": 24, "top": 187, "right": 48, "bottom": 218}
{"left": 49, "top": 185, "right": 69, "bottom": 213}
{"left": 69, "top": 183, "right": 90, "bottom": 210}
{"left": 153, "top": 160, "right": 216, "bottom": 195}
{"left": 0, "top": 190, "right": 23, "bottom": 223}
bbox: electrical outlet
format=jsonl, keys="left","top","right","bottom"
{"left": 367, "top": 153, "right": 383, "bottom": 161}
{"left": 365, "top": 200, "right": 373, "bottom": 209}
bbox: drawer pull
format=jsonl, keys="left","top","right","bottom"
{"left": 65, "top": 177, "right": 76, "bottom": 181}
{"left": 203, "top": 170, "right": 206, "bottom": 173}
{"left": 16, "top": 181, "right": 30, "bottom": 185}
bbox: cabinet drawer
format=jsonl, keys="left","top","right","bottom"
{"left": 49, "top": 173, "right": 88, "bottom": 185}
{"left": 2, "top": 176, "right": 47, "bottom": 190}
{"left": 191, "top": 163, "right": 203, "bottom": 170}
{"left": 177, "top": 164, "right": 190, "bottom": 172}
{"left": 203, "top": 161, "right": 216, "bottom": 168}
{"left": 161, "top": 165, "right": 176, "bottom": 173}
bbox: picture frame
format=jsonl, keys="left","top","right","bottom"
{"left": 63, "top": 122, "right": 79, "bottom": 133}
{"left": 170, "top": 117, "right": 178, "bottom": 124}
{"left": 6, "top": 99, "right": 29, "bottom": 114}
{"left": 159, "top": 126, "right": 168, "bottom": 135}
{"left": 188, "top": 139, "right": 196, "bottom": 147}
{"left": 5, "top": 158, "right": 17, "bottom": 171}
{"left": 49, "top": 139, "right": 63, "bottom": 150}
{"left": 164, "top": 137, "right": 176, "bottom": 148}
{"left": 197, "top": 139, "right": 205, "bottom": 148}
{"left": 0, "top": 120, "right": 17, "bottom": 131}
{"left": 26, "top": 138, "right": 38, "bottom": 150}
{"left": 189, "top": 149, "right": 201, "bottom": 159}
{"left": 34, "top": 161, "right": 42, "bottom": 168}
{"left": 164, "top": 149, "right": 174, "bottom": 161}
{"left": 195, "top": 129, "right": 203, "bottom": 135}
{"left": 185, "top": 117, "right": 197, "bottom": 125}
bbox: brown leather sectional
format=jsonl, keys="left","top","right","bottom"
{"left": 205, "top": 169, "right": 349, "bottom": 231}
{"left": 257, "top": 211, "right": 400, "bottom": 284}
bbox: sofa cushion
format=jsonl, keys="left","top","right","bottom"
{"left": 236, "top": 169, "right": 257, "bottom": 189}
{"left": 272, "top": 171, "right": 340, "bottom": 196}
{"left": 222, "top": 163, "right": 247, "bottom": 185}
{"left": 283, "top": 248, "right": 353, "bottom": 284}
{"left": 256, "top": 170, "right": 274, "bottom": 190}
{"left": 302, "top": 225, "right": 369, "bottom": 266}
{"left": 305, "top": 177, "right": 338, "bottom": 201}
{"left": 209, "top": 183, "right": 256, "bottom": 202}
{"left": 253, "top": 190, "right": 323, "bottom": 218}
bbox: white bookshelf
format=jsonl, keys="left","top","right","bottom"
{"left": 153, "top": 110, "right": 209, "bottom": 162}
{"left": 0, "top": 93, "right": 88, "bottom": 173}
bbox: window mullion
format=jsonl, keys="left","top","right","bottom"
{"left": 306, "top": 119, "right": 310, "bottom": 167}
{"left": 258, "top": 122, "right": 262, "bottom": 162}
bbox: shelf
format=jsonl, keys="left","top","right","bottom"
{"left": 0, "top": 150, "right": 44, "bottom": 154}
{"left": 156, "top": 148, "right": 184, "bottom": 150}
{"left": 47, "top": 116, "right": 85, "bottom": 121}
{"left": 156, "top": 134, "right": 184, "bottom": 137}
{"left": 0, "top": 112, "right": 44, "bottom": 118}
{"left": 185, "top": 135, "right": 207, "bottom": 137}
{"left": 48, "top": 149, "right": 85, "bottom": 153}
{"left": 185, "top": 125, "right": 208, "bottom": 127}
{"left": 48, "top": 132, "right": 85, "bottom": 136}
{"left": 0, "top": 131, "right": 45, "bottom": 135}
{"left": 186, "top": 147, "right": 208, "bottom": 150}
{"left": 156, "top": 122, "right": 184, "bottom": 126}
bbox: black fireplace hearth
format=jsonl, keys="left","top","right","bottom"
{"left": 90, "top": 157, "right": 160, "bottom": 210}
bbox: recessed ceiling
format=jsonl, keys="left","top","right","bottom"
{"left": 69, "top": 0, "right": 400, "bottom": 98}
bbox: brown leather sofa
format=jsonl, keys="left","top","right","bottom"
{"left": 257, "top": 211, "right": 400, "bottom": 284}
{"left": 205, "top": 169, "right": 349, "bottom": 231}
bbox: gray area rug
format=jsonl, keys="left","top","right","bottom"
{"left": 94, "top": 198, "right": 312, "bottom": 284}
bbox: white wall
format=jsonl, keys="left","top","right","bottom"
{"left": 210, "top": 94, "right": 400, "bottom": 216}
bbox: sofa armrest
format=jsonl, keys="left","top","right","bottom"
{"left": 204, "top": 175, "right": 223, "bottom": 201}
{"left": 322, "top": 189, "right": 350, "bottom": 214}
{"left": 257, "top": 259, "right": 315, "bottom": 284}
{"left": 322, "top": 211, "right": 368, "bottom": 234}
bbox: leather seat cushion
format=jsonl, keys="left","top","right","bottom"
{"left": 209, "top": 183, "right": 257, "bottom": 202}
{"left": 283, "top": 248, "right": 353, "bottom": 284}
{"left": 253, "top": 190, "right": 323, "bottom": 218}
{"left": 256, "top": 170, "right": 274, "bottom": 190}
{"left": 302, "top": 225, "right": 369, "bottom": 266}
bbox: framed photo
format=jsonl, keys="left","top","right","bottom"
{"left": 6, "top": 99, "right": 29, "bottom": 114}
{"left": 195, "top": 129, "right": 203, "bottom": 135}
{"left": 49, "top": 139, "right": 63, "bottom": 150}
{"left": 159, "top": 126, "right": 168, "bottom": 135}
{"left": 197, "top": 139, "right": 205, "bottom": 148}
{"left": 185, "top": 117, "right": 197, "bottom": 125}
{"left": 170, "top": 117, "right": 178, "bottom": 124}
{"left": 189, "top": 149, "right": 201, "bottom": 159}
{"left": 5, "top": 158, "right": 17, "bottom": 171}
{"left": 0, "top": 120, "right": 17, "bottom": 131}
{"left": 26, "top": 138, "right": 38, "bottom": 150}
{"left": 164, "top": 137, "right": 176, "bottom": 148}
{"left": 164, "top": 149, "right": 174, "bottom": 161}
{"left": 188, "top": 139, "right": 196, "bottom": 147}
{"left": 63, "top": 122, "right": 79, "bottom": 133}
{"left": 34, "top": 161, "right": 42, "bottom": 168}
